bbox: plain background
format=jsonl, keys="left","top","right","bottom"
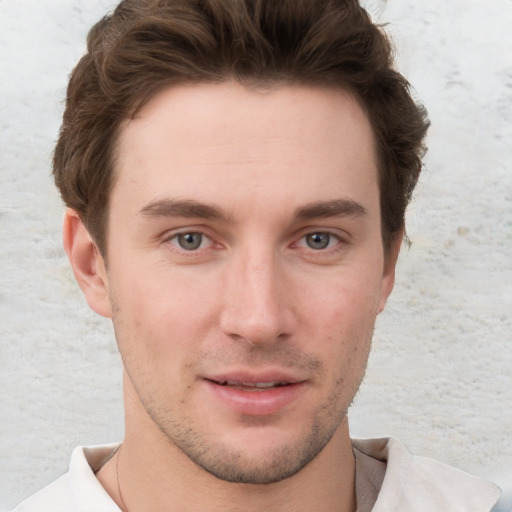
{"left": 1, "top": 0, "right": 511, "bottom": 509}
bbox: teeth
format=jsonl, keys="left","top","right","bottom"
{"left": 221, "top": 381, "right": 286, "bottom": 388}
{"left": 254, "top": 382, "right": 282, "bottom": 388}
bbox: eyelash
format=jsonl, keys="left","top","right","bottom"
{"left": 165, "top": 231, "right": 216, "bottom": 254}
{"left": 164, "top": 229, "right": 346, "bottom": 255}
{"left": 295, "top": 232, "right": 343, "bottom": 251}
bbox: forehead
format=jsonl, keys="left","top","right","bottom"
{"left": 113, "top": 81, "right": 379, "bottom": 219}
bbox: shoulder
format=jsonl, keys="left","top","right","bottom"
{"left": 11, "top": 473, "right": 73, "bottom": 512}
{"left": 352, "top": 437, "right": 502, "bottom": 512}
{"left": 11, "top": 445, "right": 121, "bottom": 512}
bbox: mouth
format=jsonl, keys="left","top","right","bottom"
{"left": 203, "top": 373, "right": 305, "bottom": 415}
{"left": 208, "top": 379, "right": 292, "bottom": 391}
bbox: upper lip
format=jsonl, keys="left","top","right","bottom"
{"left": 204, "top": 371, "right": 305, "bottom": 386}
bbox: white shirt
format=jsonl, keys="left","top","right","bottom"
{"left": 12, "top": 437, "right": 502, "bottom": 511}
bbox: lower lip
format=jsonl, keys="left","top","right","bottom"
{"left": 204, "top": 380, "right": 305, "bottom": 416}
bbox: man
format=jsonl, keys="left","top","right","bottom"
{"left": 12, "top": 0, "right": 502, "bottom": 510}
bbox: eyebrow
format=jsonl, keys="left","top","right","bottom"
{"left": 293, "top": 199, "right": 367, "bottom": 220}
{"left": 139, "top": 197, "right": 367, "bottom": 223}
{"left": 139, "top": 198, "right": 231, "bottom": 222}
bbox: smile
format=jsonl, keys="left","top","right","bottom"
{"left": 203, "top": 376, "right": 305, "bottom": 415}
{"left": 213, "top": 380, "right": 290, "bottom": 391}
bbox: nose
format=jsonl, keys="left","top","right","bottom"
{"left": 219, "top": 247, "right": 296, "bottom": 346}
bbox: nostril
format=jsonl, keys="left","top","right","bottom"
{"left": 226, "top": 331, "right": 289, "bottom": 347}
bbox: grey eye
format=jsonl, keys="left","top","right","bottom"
{"left": 177, "top": 232, "right": 203, "bottom": 250}
{"left": 305, "top": 232, "right": 331, "bottom": 250}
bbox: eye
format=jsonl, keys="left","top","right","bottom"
{"left": 170, "top": 232, "right": 211, "bottom": 251}
{"left": 301, "top": 232, "right": 339, "bottom": 250}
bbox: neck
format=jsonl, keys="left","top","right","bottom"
{"left": 98, "top": 377, "right": 356, "bottom": 512}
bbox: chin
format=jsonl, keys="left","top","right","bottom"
{"left": 170, "top": 417, "right": 340, "bottom": 485}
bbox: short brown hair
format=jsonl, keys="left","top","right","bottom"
{"left": 53, "top": 0, "right": 429, "bottom": 256}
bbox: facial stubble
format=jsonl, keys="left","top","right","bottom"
{"left": 118, "top": 335, "right": 372, "bottom": 486}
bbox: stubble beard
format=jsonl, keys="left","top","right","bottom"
{"left": 114, "top": 301, "right": 374, "bottom": 486}
{"left": 126, "top": 352, "right": 368, "bottom": 486}
{"left": 156, "top": 405, "right": 345, "bottom": 485}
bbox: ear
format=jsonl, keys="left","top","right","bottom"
{"left": 377, "top": 228, "right": 404, "bottom": 314}
{"left": 63, "top": 209, "right": 112, "bottom": 318}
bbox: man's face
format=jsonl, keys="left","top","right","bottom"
{"left": 99, "top": 82, "right": 396, "bottom": 483}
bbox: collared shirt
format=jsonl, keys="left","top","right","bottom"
{"left": 12, "top": 438, "right": 502, "bottom": 511}
{"left": 352, "top": 438, "right": 502, "bottom": 511}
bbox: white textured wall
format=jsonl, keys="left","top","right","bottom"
{"left": 1, "top": 0, "right": 511, "bottom": 509}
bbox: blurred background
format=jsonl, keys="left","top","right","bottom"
{"left": 1, "top": 0, "right": 511, "bottom": 509}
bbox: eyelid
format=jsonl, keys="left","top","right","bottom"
{"left": 161, "top": 227, "right": 219, "bottom": 253}
{"left": 159, "top": 225, "right": 350, "bottom": 255}
{"left": 292, "top": 227, "right": 349, "bottom": 246}
{"left": 171, "top": 232, "right": 212, "bottom": 250}
{"left": 297, "top": 231, "right": 341, "bottom": 249}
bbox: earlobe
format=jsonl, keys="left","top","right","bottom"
{"left": 377, "top": 229, "right": 404, "bottom": 314}
{"left": 63, "top": 209, "right": 112, "bottom": 318}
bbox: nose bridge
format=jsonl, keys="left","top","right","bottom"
{"left": 220, "top": 241, "right": 291, "bottom": 344}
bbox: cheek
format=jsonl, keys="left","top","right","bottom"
{"left": 109, "top": 265, "right": 219, "bottom": 360}
{"left": 303, "top": 269, "right": 382, "bottom": 339}
{"left": 298, "top": 268, "right": 381, "bottom": 384}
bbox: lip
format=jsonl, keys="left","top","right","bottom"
{"left": 203, "top": 371, "right": 306, "bottom": 416}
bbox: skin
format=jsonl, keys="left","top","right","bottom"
{"left": 64, "top": 81, "right": 401, "bottom": 512}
